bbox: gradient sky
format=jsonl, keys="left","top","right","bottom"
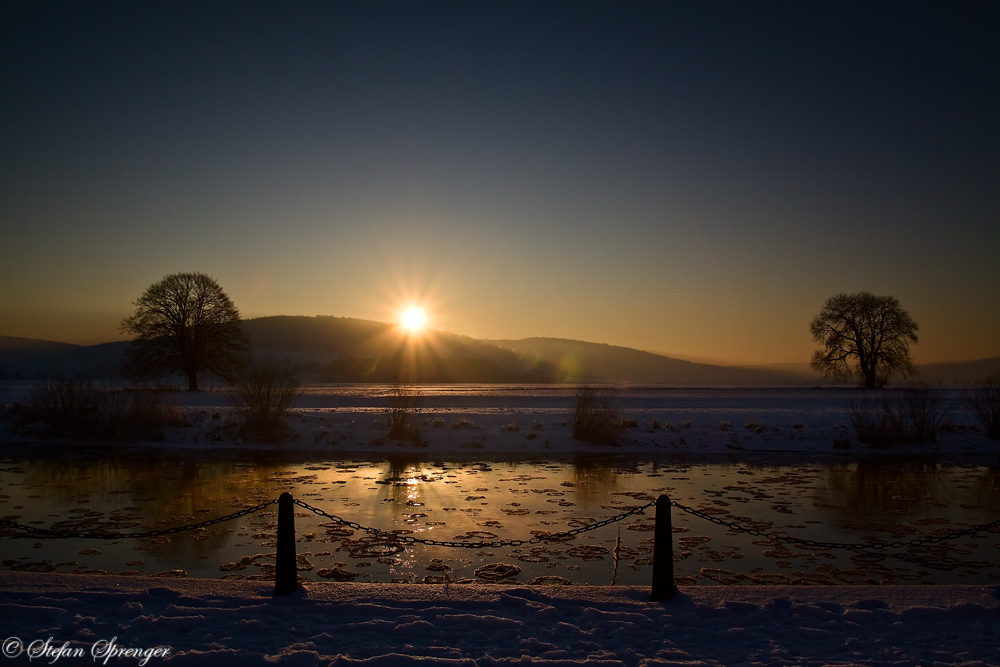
{"left": 2, "top": 2, "right": 998, "bottom": 364}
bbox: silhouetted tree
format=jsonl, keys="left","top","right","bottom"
{"left": 810, "top": 292, "right": 918, "bottom": 389}
{"left": 120, "top": 273, "right": 251, "bottom": 391}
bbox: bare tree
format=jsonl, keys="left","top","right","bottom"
{"left": 810, "top": 292, "right": 918, "bottom": 389}
{"left": 120, "top": 273, "right": 251, "bottom": 391}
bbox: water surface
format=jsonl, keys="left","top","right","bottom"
{"left": 2, "top": 450, "right": 997, "bottom": 586}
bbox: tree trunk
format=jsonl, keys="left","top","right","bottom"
{"left": 187, "top": 369, "right": 200, "bottom": 392}
{"left": 862, "top": 368, "right": 879, "bottom": 389}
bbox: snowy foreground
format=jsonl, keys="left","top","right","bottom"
{"left": 1, "top": 573, "right": 998, "bottom": 666}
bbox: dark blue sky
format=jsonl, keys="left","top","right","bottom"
{"left": 2, "top": 1, "right": 997, "bottom": 362}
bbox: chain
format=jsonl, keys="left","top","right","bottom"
{"left": 0, "top": 500, "right": 277, "bottom": 540}
{"left": 293, "top": 498, "right": 655, "bottom": 549}
{"left": 670, "top": 500, "right": 1000, "bottom": 550}
{"left": 3, "top": 494, "right": 996, "bottom": 553}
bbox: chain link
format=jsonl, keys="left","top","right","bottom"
{"left": 3, "top": 494, "right": 997, "bottom": 553}
{"left": 669, "top": 499, "right": 1000, "bottom": 550}
{"left": 293, "top": 498, "right": 655, "bottom": 549}
{"left": 0, "top": 500, "right": 277, "bottom": 540}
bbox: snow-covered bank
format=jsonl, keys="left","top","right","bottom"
{"left": 1, "top": 572, "right": 998, "bottom": 666}
{"left": 2, "top": 385, "right": 996, "bottom": 455}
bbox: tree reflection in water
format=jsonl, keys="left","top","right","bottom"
{"left": 821, "top": 458, "right": 953, "bottom": 516}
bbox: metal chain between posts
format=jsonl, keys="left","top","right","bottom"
{"left": 3, "top": 495, "right": 998, "bottom": 552}
{"left": 0, "top": 500, "right": 278, "bottom": 540}
{"left": 293, "top": 498, "right": 656, "bottom": 549}
{"left": 669, "top": 499, "right": 1000, "bottom": 550}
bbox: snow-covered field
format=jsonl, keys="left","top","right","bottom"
{"left": 2, "top": 384, "right": 995, "bottom": 455}
{"left": 1, "top": 573, "right": 998, "bottom": 666}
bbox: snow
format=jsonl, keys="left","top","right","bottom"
{"left": 3, "top": 384, "right": 998, "bottom": 664}
{"left": 3, "top": 385, "right": 995, "bottom": 455}
{"left": 1, "top": 573, "right": 998, "bottom": 665}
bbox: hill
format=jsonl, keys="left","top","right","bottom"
{"left": 484, "top": 337, "right": 803, "bottom": 385}
{"left": 2, "top": 317, "right": 995, "bottom": 385}
{"left": 0, "top": 336, "right": 82, "bottom": 379}
{"left": 744, "top": 359, "right": 1000, "bottom": 385}
{"left": 913, "top": 358, "right": 1000, "bottom": 384}
{"left": 243, "top": 318, "right": 799, "bottom": 384}
{"left": 242, "top": 316, "right": 553, "bottom": 382}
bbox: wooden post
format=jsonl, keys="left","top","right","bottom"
{"left": 274, "top": 492, "right": 298, "bottom": 596}
{"left": 650, "top": 494, "right": 677, "bottom": 601}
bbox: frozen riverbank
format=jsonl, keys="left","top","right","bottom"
{"left": 1, "top": 572, "right": 998, "bottom": 665}
{"left": 2, "top": 385, "right": 996, "bottom": 455}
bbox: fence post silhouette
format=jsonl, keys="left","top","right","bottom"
{"left": 274, "top": 492, "right": 298, "bottom": 596}
{"left": 650, "top": 494, "right": 677, "bottom": 601}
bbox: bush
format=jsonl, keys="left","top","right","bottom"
{"left": 900, "top": 384, "right": 950, "bottom": 442}
{"left": 848, "top": 384, "right": 950, "bottom": 447}
{"left": 386, "top": 378, "right": 422, "bottom": 443}
{"left": 13, "top": 376, "right": 171, "bottom": 441}
{"left": 572, "top": 386, "right": 622, "bottom": 446}
{"left": 230, "top": 368, "right": 301, "bottom": 442}
{"left": 964, "top": 373, "right": 1000, "bottom": 440}
{"left": 848, "top": 398, "right": 892, "bottom": 447}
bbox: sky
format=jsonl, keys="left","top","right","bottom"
{"left": 1, "top": 1, "right": 998, "bottom": 364}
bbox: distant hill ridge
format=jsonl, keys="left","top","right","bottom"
{"left": 1, "top": 316, "right": 997, "bottom": 385}
{"left": 482, "top": 337, "right": 800, "bottom": 385}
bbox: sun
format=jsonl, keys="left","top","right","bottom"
{"left": 401, "top": 307, "right": 426, "bottom": 333}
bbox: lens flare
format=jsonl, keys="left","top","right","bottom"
{"left": 401, "top": 307, "right": 426, "bottom": 332}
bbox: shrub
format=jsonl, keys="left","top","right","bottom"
{"left": 452, "top": 418, "right": 477, "bottom": 429}
{"left": 230, "top": 368, "right": 301, "bottom": 442}
{"left": 964, "top": 373, "right": 1000, "bottom": 440}
{"left": 848, "top": 398, "right": 892, "bottom": 447}
{"left": 13, "top": 376, "right": 170, "bottom": 441}
{"left": 899, "top": 384, "right": 950, "bottom": 442}
{"left": 99, "top": 384, "right": 173, "bottom": 442}
{"left": 386, "top": 378, "right": 422, "bottom": 443}
{"left": 503, "top": 422, "right": 520, "bottom": 432}
{"left": 572, "top": 386, "right": 622, "bottom": 446}
{"left": 848, "top": 384, "right": 950, "bottom": 447}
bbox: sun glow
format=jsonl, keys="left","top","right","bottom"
{"left": 401, "top": 307, "right": 427, "bottom": 333}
